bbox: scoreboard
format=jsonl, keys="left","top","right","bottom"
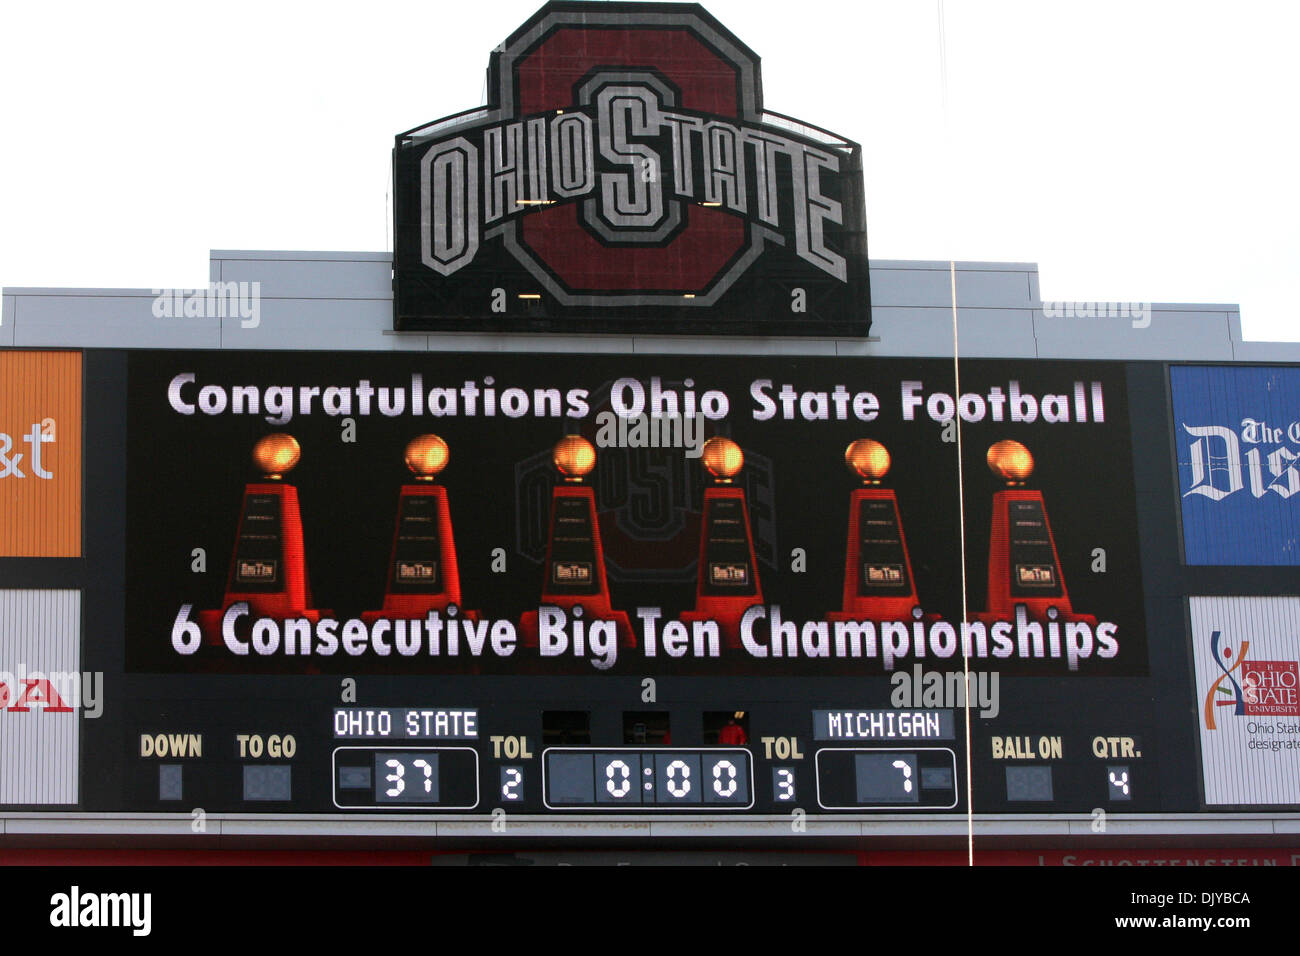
{"left": 3, "top": 4, "right": 1297, "bottom": 867}
{"left": 5, "top": 345, "right": 1297, "bottom": 835}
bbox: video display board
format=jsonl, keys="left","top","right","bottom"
{"left": 124, "top": 352, "right": 1145, "bottom": 678}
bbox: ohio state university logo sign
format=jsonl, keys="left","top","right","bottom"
{"left": 393, "top": 1, "right": 870, "bottom": 336}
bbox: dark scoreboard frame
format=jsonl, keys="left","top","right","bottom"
{"left": 7, "top": 351, "right": 1293, "bottom": 821}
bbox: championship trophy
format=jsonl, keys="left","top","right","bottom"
{"left": 362, "top": 434, "right": 476, "bottom": 623}
{"left": 681, "top": 437, "right": 763, "bottom": 648}
{"left": 519, "top": 435, "right": 634, "bottom": 647}
{"left": 198, "top": 434, "right": 327, "bottom": 643}
{"left": 827, "top": 439, "right": 929, "bottom": 623}
{"left": 975, "top": 440, "right": 1096, "bottom": 625}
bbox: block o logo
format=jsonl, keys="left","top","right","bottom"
{"left": 396, "top": 0, "right": 866, "bottom": 324}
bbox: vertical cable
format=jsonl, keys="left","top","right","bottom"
{"left": 951, "top": 262, "right": 974, "bottom": 867}
{"left": 938, "top": 0, "right": 975, "bottom": 868}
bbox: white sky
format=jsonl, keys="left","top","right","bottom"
{"left": 2, "top": 0, "right": 1296, "bottom": 341}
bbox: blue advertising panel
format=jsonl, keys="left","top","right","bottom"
{"left": 1171, "top": 365, "right": 1300, "bottom": 565}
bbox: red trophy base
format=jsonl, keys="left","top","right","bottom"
{"left": 975, "top": 488, "right": 1096, "bottom": 626}
{"left": 682, "top": 486, "right": 763, "bottom": 649}
{"left": 520, "top": 485, "right": 634, "bottom": 648}
{"left": 360, "top": 484, "right": 477, "bottom": 624}
{"left": 199, "top": 482, "right": 328, "bottom": 645}
{"left": 826, "top": 487, "right": 937, "bottom": 624}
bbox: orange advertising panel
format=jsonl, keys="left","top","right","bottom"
{"left": 0, "top": 351, "right": 82, "bottom": 556}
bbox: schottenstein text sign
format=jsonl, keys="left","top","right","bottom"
{"left": 392, "top": 1, "right": 870, "bottom": 337}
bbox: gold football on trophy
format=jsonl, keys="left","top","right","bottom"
{"left": 252, "top": 433, "right": 300, "bottom": 479}
{"left": 405, "top": 434, "right": 449, "bottom": 479}
{"left": 701, "top": 437, "right": 744, "bottom": 481}
{"left": 987, "top": 439, "right": 1034, "bottom": 484}
{"left": 845, "top": 439, "right": 891, "bottom": 484}
{"left": 553, "top": 435, "right": 596, "bottom": 480}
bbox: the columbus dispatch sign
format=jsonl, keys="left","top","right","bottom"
{"left": 1172, "top": 365, "right": 1300, "bottom": 565}
{"left": 392, "top": 1, "right": 869, "bottom": 336}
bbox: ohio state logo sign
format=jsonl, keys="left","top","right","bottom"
{"left": 393, "top": 1, "right": 870, "bottom": 336}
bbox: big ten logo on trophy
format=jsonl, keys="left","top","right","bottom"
{"left": 0, "top": 351, "right": 81, "bottom": 557}
{"left": 392, "top": 1, "right": 870, "bottom": 337}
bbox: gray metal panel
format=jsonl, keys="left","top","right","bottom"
{"left": 1229, "top": 340, "right": 1300, "bottom": 362}
{"left": 869, "top": 259, "right": 1039, "bottom": 272}
{"left": 870, "top": 265, "right": 1035, "bottom": 309}
{"left": 0, "top": 590, "right": 79, "bottom": 805}
{"left": 212, "top": 250, "right": 392, "bottom": 262}
{"left": 648, "top": 817, "right": 864, "bottom": 837}
{"left": 433, "top": 818, "right": 654, "bottom": 838}
{"left": 843, "top": 307, "right": 1038, "bottom": 358}
{"left": 218, "top": 255, "right": 392, "bottom": 300}
{"left": 1033, "top": 308, "right": 1234, "bottom": 360}
{"left": 11, "top": 293, "right": 221, "bottom": 349}
{"left": 1064, "top": 817, "right": 1279, "bottom": 837}
{"left": 0, "top": 296, "right": 14, "bottom": 347}
{"left": 837, "top": 307, "right": 953, "bottom": 357}
{"left": 2, "top": 816, "right": 202, "bottom": 835}
{"left": 420, "top": 333, "right": 839, "bottom": 355}
{"left": 218, "top": 299, "right": 426, "bottom": 351}
{"left": 1, "top": 812, "right": 1297, "bottom": 839}
{"left": 424, "top": 332, "right": 632, "bottom": 354}
{"left": 972, "top": 816, "right": 1068, "bottom": 837}
{"left": 629, "top": 336, "right": 838, "bottom": 356}
{"left": 5, "top": 254, "right": 1271, "bottom": 362}
{"left": 951, "top": 268, "right": 1035, "bottom": 308}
